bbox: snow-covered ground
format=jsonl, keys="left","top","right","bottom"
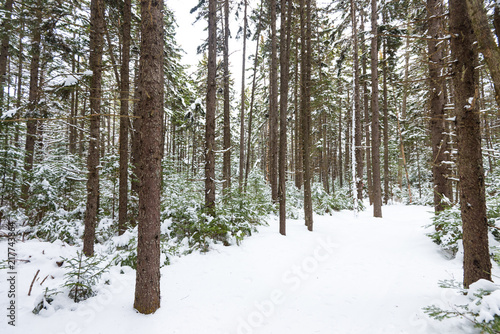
{"left": 1, "top": 204, "right": 498, "bottom": 333}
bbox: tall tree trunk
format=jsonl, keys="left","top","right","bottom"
{"left": 133, "top": 0, "right": 164, "bottom": 314}
{"left": 361, "top": 9, "right": 372, "bottom": 204}
{"left": 382, "top": 30, "right": 389, "bottom": 205}
{"left": 21, "top": 0, "right": 42, "bottom": 205}
{"left": 238, "top": 0, "right": 248, "bottom": 191}
{"left": 466, "top": 0, "right": 500, "bottom": 108}
{"left": 351, "top": 0, "right": 363, "bottom": 201}
{"left": 83, "top": 0, "right": 105, "bottom": 257}
{"left": 205, "top": 0, "right": 217, "bottom": 214}
{"left": 427, "top": 0, "right": 450, "bottom": 214}
{"left": 450, "top": 0, "right": 492, "bottom": 288}
{"left": 279, "top": 0, "right": 292, "bottom": 236}
{"left": 301, "top": 0, "right": 313, "bottom": 231}
{"left": 222, "top": 0, "right": 231, "bottom": 192}
{"left": 0, "top": 0, "right": 13, "bottom": 107}
{"left": 269, "top": 0, "right": 279, "bottom": 202}
{"left": 118, "top": 0, "right": 131, "bottom": 235}
{"left": 294, "top": 35, "right": 303, "bottom": 189}
{"left": 370, "top": 0, "right": 382, "bottom": 217}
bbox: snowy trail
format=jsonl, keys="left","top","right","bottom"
{"left": 3, "top": 204, "right": 477, "bottom": 334}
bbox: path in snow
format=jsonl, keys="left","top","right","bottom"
{"left": 5, "top": 204, "right": 474, "bottom": 334}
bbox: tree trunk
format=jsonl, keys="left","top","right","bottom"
{"left": 118, "top": 0, "right": 131, "bottom": 235}
{"left": 466, "top": 0, "right": 500, "bottom": 108}
{"left": 427, "top": 0, "right": 450, "bottom": 214}
{"left": 83, "top": 0, "right": 105, "bottom": 257}
{"left": 450, "top": 0, "right": 492, "bottom": 288}
{"left": 222, "top": 0, "right": 231, "bottom": 192}
{"left": 361, "top": 8, "right": 372, "bottom": 204}
{"left": 301, "top": 0, "right": 313, "bottom": 231}
{"left": 205, "top": 0, "right": 217, "bottom": 214}
{"left": 351, "top": 0, "right": 363, "bottom": 201}
{"left": 279, "top": 0, "right": 292, "bottom": 236}
{"left": 133, "top": 0, "right": 164, "bottom": 314}
{"left": 269, "top": 0, "right": 279, "bottom": 202}
{"left": 0, "top": 0, "right": 13, "bottom": 107}
{"left": 21, "top": 0, "right": 42, "bottom": 206}
{"left": 370, "top": 0, "right": 382, "bottom": 217}
{"left": 238, "top": 0, "right": 248, "bottom": 191}
{"left": 382, "top": 30, "right": 389, "bottom": 205}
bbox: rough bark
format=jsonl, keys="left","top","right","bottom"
{"left": 450, "top": 0, "right": 492, "bottom": 288}
{"left": 83, "top": 0, "right": 105, "bottom": 257}
{"left": 238, "top": 0, "right": 248, "bottom": 191}
{"left": 118, "top": 0, "right": 131, "bottom": 235}
{"left": 133, "top": 0, "right": 164, "bottom": 314}
{"left": 466, "top": 0, "right": 500, "bottom": 108}
{"left": 205, "top": 0, "right": 217, "bottom": 214}
{"left": 222, "top": 0, "right": 231, "bottom": 192}
{"left": 21, "top": 0, "right": 42, "bottom": 206}
{"left": 0, "top": 0, "right": 13, "bottom": 107}
{"left": 361, "top": 8, "right": 372, "bottom": 204}
{"left": 382, "top": 31, "right": 389, "bottom": 205}
{"left": 269, "top": 0, "right": 279, "bottom": 202}
{"left": 351, "top": 0, "right": 363, "bottom": 201}
{"left": 427, "top": 0, "right": 451, "bottom": 214}
{"left": 301, "top": 0, "right": 313, "bottom": 231}
{"left": 370, "top": 0, "right": 382, "bottom": 217}
{"left": 279, "top": 0, "right": 292, "bottom": 236}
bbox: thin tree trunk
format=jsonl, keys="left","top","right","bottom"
{"left": 205, "top": 0, "right": 217, "bottom": 214}
{"left": 222, "top": 0, "right": 231, "bottom": 192}
{"left": 370, "top": 0, "right": 382, "bottom": 217}
{"left": 0, "top": 0, "right": 13, "bottom": 107}
{"left": 238, "top": 0, "right": 248, "bottom": 191}
{"left": 382, "top": 29, "right": 389, "bottom": 205}
{"left": 83, "top": 0, "right": 105, "bottom": 257}
{"left": 427, "top": 0, "right": 450, "bottom": 214}
{"left": 21, "top": 0, "right": 42, "bottom": 205}
{"left": 118, "top": 0, "right": 131, "bottom": 235}
{"left": 301, "top": 0, "right": 313, "bottom": 231}
{"left": 269, "top": 0, "right": 279, "bottom": 202}
{"left": 279, "top": 0, "right": 292, "bottom": 235}
{"left": 361, "top": 8, "right": 372, "bottom": 204}
{"left": 450, "top": 0, "right": 492, "bottom": 288}
{"left": 133, "top": 0, "right": 164, "bottom": 314}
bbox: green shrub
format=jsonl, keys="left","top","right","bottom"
{"left": 426, "top": 205, "right": 462, "bottom": 257}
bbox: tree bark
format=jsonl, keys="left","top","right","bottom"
{"left": 222, "top": 0, "right": 231, "bottom": 192}
{"left": 361, "top": 8, "right": 372, "bottom": 204}
{"left": 133, "top": 0, "right": 164, "bottom": 314}
{"left": 279, "top": 0, "right": 292, "bottom": 235}
{"left": 83, "top": 0, "right": 105, "bottom": 257}
{"left": 370, "top": 0, "right": 382, "bottom": 217}
{"left": 118, "top": 0, "right": 131, "bottom": 235}
{"left": 382, "top": 29, "right": 389, "bottom": 205}
{"left": 301, "top": 0, "right": 313, "bottom": 231}
{"left": 0, "top": 0, "right": 13, "bottom": 107}
{"left": 205, "top": 0, "right": 217, "bottom": 214}
{"left": 238, "top": 0, "right": 248, "bottom": 191}
{"left": 427, "top": 0, "right": 451, "bottom": 214}
{"left": 450, "top": 0, "right": 492, "bottom": 288}
{"left": 466, "top": 0, "right": 500, "bottom": 108}
{"left": 269, "top": 0, "right": 279, "bottom": 202}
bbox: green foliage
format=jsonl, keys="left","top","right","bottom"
{"left": 61, "top": 251, "right": 113, "bottom": 303}
{"left": 29, "top": 206, "right": 84, "bottom": 245}
{"left": 311, "top": 183, "right": 365, "bottom": 214}
{"left": 426, "top": 205, "right": 462, "bottom": 257}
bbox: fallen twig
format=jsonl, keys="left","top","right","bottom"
{"left": 28, "top": 269, "right": 40, "bottom": 296}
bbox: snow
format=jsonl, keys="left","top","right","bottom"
{"left": 2, "top": 204, "right": 498, "bottom": 333}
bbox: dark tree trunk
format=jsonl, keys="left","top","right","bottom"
{"left": 222, "top": 0, "right": 231, "bottom": 192}
{"left": 21, "top": 0, "right": 42, "bottom": 205}
{"left": 427, "top": 0, "right": 450, "bottom": 214}
{"left": 83, "top": 0, "right": 105, "bottom": 257}
{"left": 361, "top": 8, "right": 372, "bottom": 204}
{"left": 279, "top": 0, "right": 292, "bottom": 236}
{"left": 351, "top": 0, "right": 363, "bottom": 200}
{"left": 370, "top": 0, "right": 382, "bottom": 217}
{"left": 294, "top": 35, "right": 303, "bottom": 189}
{"left": 0, "top": 0, "right": 13, "bottom": 107}
{"left": 450, "top": 0, "right": 492, "bottom": 288}
{"left": 205, "top": 0, "right": 217, "bottom": 214}
{"left": 238, "top": 0, "right": 248, "bottom": 191}
{"left": 382, "top": 32, "right": 389, "bottom": 205}
{"left": 118, "top": 0, "right": 131, "bottom": 235}
{"left": 269, "top": 0, "right": 279, "bottom": 202}
{"left": 133, "top": 0, "right": 164, "bottom": 314}
{"left": 301, "top": 0, "right": 313, "bottom": 231}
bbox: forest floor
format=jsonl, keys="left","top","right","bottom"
{"left": 2, "top": 204, "right": 498, "bottom": 334}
